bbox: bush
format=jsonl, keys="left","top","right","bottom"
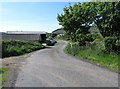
{"left": 86, "top": 34, "right": 96, "bottom": 42}
{"left": 2, "top": 40, "right": 45, "bottom": 58}
{"left": 91, "top": 38, "right": 105, "bottom": 51}
{"left": 76, "top": 34, "right": 96, "bottom": 46}
{"left": 65, "top": 42, "right": 81, "bottom": 56}
{"left": 76, "top": 34, "right": 86, "bottom": 46}
{"left": 105, "top": 37, "right": 119, "bottom": 53}
{"left": 115, "top": 39, "right": 120, "bottom": 53}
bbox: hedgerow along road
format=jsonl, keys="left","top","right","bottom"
{"left": 15, "top": 40, "right": 118, "bottom": 87}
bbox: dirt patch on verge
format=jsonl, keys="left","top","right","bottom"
{"left": 2, "top": 53, "right": 32, "bottom": 87}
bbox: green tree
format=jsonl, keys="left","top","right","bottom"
{"left": 57, "top": 2, "right": 120, "bottom": 44}
{"left": 90, "top": 2, "right": 120, "bottom": 38}
{"left": 51, "top": 32, "right": 57, "bottom": 38}
{"left": 57, "top": 2, "right": 93, "bottom": 42}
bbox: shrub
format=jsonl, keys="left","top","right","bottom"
{"left": 65, "top": 43, "right": 81, "bottom": 56}
{"left": 76, "top": 34, "right": 97, "bottom": 46}
{"left": 115, "top": 39, "right": 120, "bottom": 54}
{"left": 86, "top": 34, "right": 96, "bottom": 42}
{"left": 2, "top": 40, "right": 44, "bottom": 58}
{"left": 91, "top": 38, "right": 105, "bottom": 51}
{"left": 76, "top": 34, "right": 86, "bottom": 46}
{"left": 105, "top": 37, "right": 119, "bottom": 53}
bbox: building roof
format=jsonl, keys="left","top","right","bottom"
{"left": 6, "top": 31, "right": 46, "bottom": 34}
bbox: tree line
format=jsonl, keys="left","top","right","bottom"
{"left": 57, "top": 2, "right": 120, "bottom": 53}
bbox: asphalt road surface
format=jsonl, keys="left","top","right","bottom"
{"left": 15, "top": 40, "right": 118, "bottom": 87}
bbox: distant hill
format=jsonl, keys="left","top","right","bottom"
{"left": 52, "top": 28, "right": 65, "bottom": 35}
{"left": 52, "top": 26, "right": 99, "bottom": 35}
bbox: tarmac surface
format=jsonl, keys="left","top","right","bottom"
{"left": 15, "top": 40, "right": 118, "bottom": 87}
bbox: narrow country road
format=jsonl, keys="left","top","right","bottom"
{"left": 15, "top": 40, "right": 118, "bottom": 87}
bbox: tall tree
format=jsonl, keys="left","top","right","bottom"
{"left": 57, "top": 2, "right": 93, "bottom": 41}
{"left": 90, "top": 2, "right": 120, "bottom": 38}
{"left": 57, "top": 2, "right": 120, "bottom": 40}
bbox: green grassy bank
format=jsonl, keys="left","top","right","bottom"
{"left": 64, "top": 42, "right": 119, "bottom": 73}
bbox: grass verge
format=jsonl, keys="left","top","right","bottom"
{"left": 0, "top": 67, "right": 8, "bottom": 87}
{"left": 0, "top": 67, "right": 8, "bottom": 81}
{"left": 64, "top": 43, "right": 119, "bottom": 73}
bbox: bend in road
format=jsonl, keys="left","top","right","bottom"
{"left": 15, "top": 40, "right": 118, "bottom": 87}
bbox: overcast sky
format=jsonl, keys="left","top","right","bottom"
{"left": 0, "top": 1, "right": 89, "bottom": 33}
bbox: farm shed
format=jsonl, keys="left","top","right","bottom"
{"left": 2, "top": 31, "right": 47, "bottom": 43}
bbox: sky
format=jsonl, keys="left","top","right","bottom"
{"left": 0, "top": 1, "right": 89, "bottom": 33}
